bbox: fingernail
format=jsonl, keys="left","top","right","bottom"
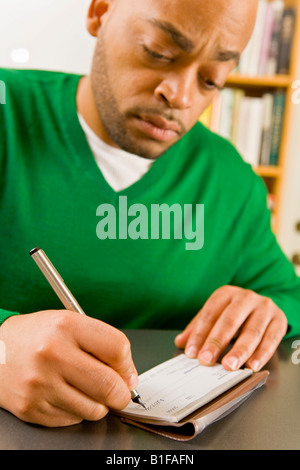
{"left": 249, "top": 360, "right": 261, "bottom": 372}
{"left": 224, "top": 356, "right": 239, "bottom": 370}
{"left": 199, "top": 350, "right": 214, "bottom": 365}
{"left": 185, "top": 345, "right": 198, "bottom": 358}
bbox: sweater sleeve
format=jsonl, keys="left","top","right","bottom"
{"left": 0, "top": 309, "right": 19, "bottom": 326}
{"left": 230, "top": 175, "right": 300, "bottom": 338}
{"left": 0, "top": 71, "right": 20, "bottom": 327}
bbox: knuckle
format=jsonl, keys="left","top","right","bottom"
{"left": 112, "top": 331, "right": 132, "bottom": 364}
{"left": 206, "top": 336, "right": 223, "bottom": 351}
{"left": 215, "top": 285, "right": 230, "bottom": 295}
{"left": 14, "top": 388, "right": 38, "bottom": 420}
{"left": 22, "top": 369, "right": 43, "bottom": 392}
{"left": 102, "top": 373, "right": 130, "bottom": 408}
{"left": 220, "top": 313, "right": 239, "bottom": 332}
{"left": 278, "top": 310, "right": 288, "bottom": 331}
{"left": 15, "top": 400, "right": 33, "bottom": 420}
{"left": 50, "top": 310, "right": 73, "bottom": 333}
{"left": 262, "top": 296, "right": 275, "bottom": 310}
{"left": 268, "top": 329, "right": 285, "bottom": 346}
{"left": 34, "top": 311, "right": 74, "bottom": 362}
{"left": 215, "top": 285, "right": 237, "bottom": 297}
{"left": 85, "top": 403, "right": 109, "bottom": 422}
{"left": 189, "top": 330, "right": 205, "bottom": 342}
{"left": 198, "top": 308, "right": 214, "bottom": 326}
{"left": 34, "top": 337, "right": 57, "bottom": 362}
{"left": 244, "top": 324, "right": 264, "bottom": 338}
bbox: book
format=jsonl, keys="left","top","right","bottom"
{"left": 199, "top": 104, "right": 212, "bottom": 128}
{"left": 231, "top": 89, "right": 245, "bottom": 145}
{"left": 234, "top": 0, "right": 297, "bottom": 77}
{"left": 244, "top": 97, "right": 264, "bottom": 167}
{"left": 235, "top": 96, "right": 264, "bottom": 168}
{"left": 113, "top": 354, "right": 269, "bottom": 441}
{"left": 277, "top": 7, "right": 296, "bottom": 74}
{"left": 247, "top": 0, "right": 269, "bottom": 76}
{"left": 218, "top": 88, "right": 235, "bottom": 140}
{"left": 258, "top": 2, "right": 275, "bottom": 75}
{"left": 266, "top": 0, "right": 285, "bottom": 75}
{"left": 259, "top": 93, "right": 274, "bottom": 165}
{"left": 235, "top": 96, "right": 251, "bottom": 161}
{"left": 269, "top": 90, "right": 285, "bottom": 165}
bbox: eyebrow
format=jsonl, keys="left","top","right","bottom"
{"left": 147, "top": 19, "right": 195, "bottom": 53}
{"left": 147, "top": 18, "right": 240, "bottom": 64}
{"left": 216, "top": 50, "right": 240, "bottom": 65}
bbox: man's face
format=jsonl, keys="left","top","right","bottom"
{"left": 89, "top": 0, "right": 257, "bottom": 159}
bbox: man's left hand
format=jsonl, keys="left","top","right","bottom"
{"left": 175, "top": 285, "right": 288, "bottom": 371}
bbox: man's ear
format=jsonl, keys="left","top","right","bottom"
{"left": 87, "top": 0, "right": 113, "bottom": 37}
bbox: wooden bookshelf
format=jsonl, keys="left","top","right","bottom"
{"left": 226, "top": 74, "right": 292, "bottom": 88}
{"left": 202, "top": 0, "right": 300, "bottom": 234}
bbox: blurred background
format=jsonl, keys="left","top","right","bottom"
{"left": 0, "top": 0, "right": 299, "bottom": 274}
{"left": 0, "top": 0, "right": 94, "bottom": 74}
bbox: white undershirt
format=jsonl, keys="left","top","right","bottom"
{"left": 78, "top": 113, "right": 155, "bottom": 192}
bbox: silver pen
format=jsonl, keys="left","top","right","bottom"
{"left": 29, "top": 247, "right": 146, "bottom": 409}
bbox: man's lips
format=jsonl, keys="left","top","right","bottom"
{"left": 139, "top": 114, "right": 181, "bottom": 133}
{"left": 135, "top": 114, "right": 182, "bottom": 142}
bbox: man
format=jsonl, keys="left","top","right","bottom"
{"left": 0, "top": 0, "right": 299, "bottom": 427}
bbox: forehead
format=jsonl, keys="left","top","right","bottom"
{"left": 116, "top": 0, "right": 257, "bottom": 50}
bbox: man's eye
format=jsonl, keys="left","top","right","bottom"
{"left": 143, "top": 45, "right": 172, "bottom": 62}
{"left": 200, "top": 76, "right": 223, "bottom": 91}
{"left": 205, "top": 79, "right": 217, "bottom": 89}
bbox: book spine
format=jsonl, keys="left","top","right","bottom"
{"left": 199, "top": 104, "right": 212, "bottom": 128}
{"left": 269, "top": 91, "right": 285, "bottom": 166}
{"left": 258, "top": 3, "right": 275, "bottom": 76}
{"left": 259, "top": 93, "right": 274, "bottom": 165}
{"left": 236, "top": 96, "right": 251, "bottom": 162}
{"left": 245, "top": 98, "right": 264, "bottom": 168}
{"left": 276, "top": 7, "right": 296, "bottom": 74}
{"left": 231, "top": 89, "right": 245, "bottom": 146}
{"left": 247, "top": 0, "right": 268, "bottom": 76}
{"left": 266, "top": 0, "right": 284, "bottom": 76}
{"left": 218, "top": 89, "right": 234, "bottom": 140}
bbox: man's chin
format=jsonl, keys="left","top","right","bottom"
{"left": 106, "top": 136, "right": 177, "bottom": 160}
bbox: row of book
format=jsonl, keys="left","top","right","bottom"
{"left": 200, "top": 88, "right": 285, "bottom": 168}
{"left": 234, "top": 0, "right": 296, "bottom": 76}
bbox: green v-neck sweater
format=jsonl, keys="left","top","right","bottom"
{"left": 1, "top": 68, "right": 300, "bottom": 336}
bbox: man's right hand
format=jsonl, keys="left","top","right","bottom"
{"left": 0, "top": 310, "right": 138, "bottom": 427}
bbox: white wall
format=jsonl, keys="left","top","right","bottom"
{"left": 278, "top": 63, "right": 300, "bottom": 275}
{"left": 0, "top": 0, "right": 95, "bottom": 74}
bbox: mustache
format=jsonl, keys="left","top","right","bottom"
{"left": 127, "top": 107, "right": 187, "bottom": 135}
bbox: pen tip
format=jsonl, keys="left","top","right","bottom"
{"left": 132, "top": 395, "right": 147, "bottom": 409}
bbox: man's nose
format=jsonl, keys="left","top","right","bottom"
{"left": 154, "top": 69, "right": 197, "bottom": 110}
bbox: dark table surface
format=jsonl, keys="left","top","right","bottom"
{"left": 1, "top": 329, "right": 300, "bottom": 450}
